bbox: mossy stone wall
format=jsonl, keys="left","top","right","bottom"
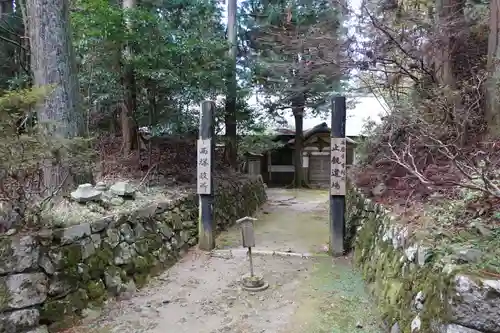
{"left": 347, "top": 188, "right": 500, "bottom": 333}
{"left": 0, "top": 175, "right": 267, "bottom": 333}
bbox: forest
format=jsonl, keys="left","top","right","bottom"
{"left": 1, "top": 0, "right": 500, "bottom": 228}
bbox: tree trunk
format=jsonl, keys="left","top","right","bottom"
{"left": 121, "top": 0, "right": 137, "bottom": 157}
{"left": 224, "top": 96, "right": 237, "bottom": 169}
{"left": 486, "top": 0, "right": 500, "bottom": 134}
{"left": 224, "top": 0, "right": 238, "bottom": 170}
{"left": 0, "top": 0, "right": 16, "bottom": 82}
{"left": 435, "top": 0, "right": 461, "bottom": 86}
{"left": 0, "top": 0, "right": 13, "bottom": 14}
{"left": 26, "top": 0, "right": 86, "bottom": 195}
{"left": 292, "top": 102, "right": 304, "bottom": 188}
{"left": 435, "top": 0, "right": 468, "bottom": 143}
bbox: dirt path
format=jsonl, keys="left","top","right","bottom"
{"left": 68, "top": 189, "right": 383, "bottom": 333}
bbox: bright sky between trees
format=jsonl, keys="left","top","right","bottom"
{"left": 220, "top": 0, "right": 385, "bottom": 136}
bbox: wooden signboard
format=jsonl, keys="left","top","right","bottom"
{"left": 197, "top": 139, "right": 211, "bottom": 194}
{"left": 330, "top": 137, "right": 346, "bottom": 196}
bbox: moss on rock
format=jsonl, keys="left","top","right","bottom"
{"left": 86, "top": 279, "right": 106, "bottom": 304}
{"left": 133, "top": 273, "right": 149, "bottom": 288}
{"left": 26, "top": 175, "right": 266, "bottom": 330}
{"left": 41, "top": 289, "right": 89, "bottom": 323}
{"left": 0, "top": 279, "right": 10, "bottom": 311}
{"left": 349, "top": 188, "right": 454, "bottom": 333}
{"left": 85, "top": 243, "right": 113, "bottom": 279}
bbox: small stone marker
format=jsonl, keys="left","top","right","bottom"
{"left": 110, "top": 181, "right": 136, "bottom": 197}
{"left": 71, "top": 184, "right": 102, "bottom": 203}
{"left": 95, "top": 181, "right": 107, "bottom": 192}
{"left": 236, "top": 216, "right": 268, "bottom": 292}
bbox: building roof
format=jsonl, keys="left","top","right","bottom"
{"left": 273, "top": 122, "right": 357, "bottom": 144}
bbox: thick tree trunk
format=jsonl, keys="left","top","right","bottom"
{"left": 0, "top": 0, "right": 15, "bottom": 82}
{"left": 292, "top": 103, "right": 304, "bottom": 188}
{"left": 224, "top": 0, "right": 238, "bottom": 170}
{"left": 224, "top": 97, "right": 237, "bottom": 169}
{"left": 121, "top": 0, "right": 137, "bottom": 157}
{"left": 486, "top": 0, "right": 500, "bottom": 134}
{"left": 26, "top": 0, "right": 87, "bottom": 195}
{"left": 0, "top": 0, "right": 13, "bottom": 14}
{"left": 435, "top": 0, "right": 468, "bottom": 142}
{"left": 435, "top": 0, "right": 462, "bottom": 87}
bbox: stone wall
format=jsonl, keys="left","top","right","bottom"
{"left": 347, "top": 188, "right": 500, "bottom": 333}
{"left": 0, "top": 176, "right": 267, "bottom": 333}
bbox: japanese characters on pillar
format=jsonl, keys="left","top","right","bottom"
{"left": 330, "top": 137, "right": 346, "bottom": 196}
{"left": 197, "top": 139, "right": 211, "bottom": 194}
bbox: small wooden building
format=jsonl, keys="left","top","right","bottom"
{"left": 255, "top": 123, "right": 358, "bottom": 187}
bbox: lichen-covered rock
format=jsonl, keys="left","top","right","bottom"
{"left": 119, "top": 223, "right": 135, "bottom": 244}
{"left": 103, "top": 266, "right": 124, "bottom": 295}
{"left": 90, "top": 216, "right": 112, "bottom": 233}
{"left": 36, "top": 229, "right": 53, "bottom": 246}
{"left": 57, "top": 223, "right": 92, "bottom": 245}
{"left": 133, "top": 222, "right": 147, "bottom": 239}
{"left": 91, "top": 233, "right": 101, "bottom": 249}
{"left": 452, "top": 276, "right": 500, "bottom": 333}
{"left": 119, "top": 279, "right": 136, "bottom": 299}
{"left": 0, "top": 273, "right": 48, "bottom": 311}
{"left": 95, "top": 182, "right": 107, "bottom": 192}
{"left": 153, "top": 247, "right": 172, "bottom": 264}
{"left": 113, "top": 242, "right": 136, "bottom": 265}
{"left": 48, "top": 273, "right": 74, "bottom": 297}
{"left": 134, "top": 236, "right": 160, "bottom": 255}
{"left": 38, "top": 253, "right": 55, "bottom": 275}
{"left": 80, "top": 237, "right": 96, "bottom": 260}
{"left": 180, "top": 230, "right": 190, "bottom": 245}
{"left": 0, "top": 235, "right": 39, "bottom": 275}
{"left": 109, "top": 197, "right": 125, "bottom": 206}
{"left": 70, "top": 184, "right": 102, "bottom": 203}
{"left": 104, "top": 228, "right": 120, "bottom": 248}
{"left": 136, "top": 204, "right": 157, "bottom": 219}
{"left": 156, "top": 222, "right": 173, "bottom": 239}
{"left": 110, "top": 181, "right": 135, "bottom": 197}
{"left": 0, "top": 308, "right": 40, "bottom": 332}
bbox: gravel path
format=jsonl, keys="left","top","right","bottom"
{"left": 66, "top": 189, "right": 383, "bottom": 333}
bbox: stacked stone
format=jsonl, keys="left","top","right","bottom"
{"left": 0, "top": 235, "right": 48, "bottom": 333}
{"left": 0, "top": 175, "right": 267, "bottom": 332}
{"left": 348, "top": 188, "right": 500, "bottom": 333}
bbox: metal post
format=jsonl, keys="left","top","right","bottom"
{"left": 237, "top": 216, "right": 268, "bottom": 291}
{"left": 198, "top": 101, "right": 215, "bottom": 251}
{"left": 329, "top": 96, "right": 347, "bottom": 256}
{"left": 248, "top": 247, "right": 254, "bottom": 277}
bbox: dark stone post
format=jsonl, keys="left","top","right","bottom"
{"left": 329, "top": 96, "right": 347, "bottom": 256}
{"left": 198, "top": 100, "right": 215, "bottom": 251}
